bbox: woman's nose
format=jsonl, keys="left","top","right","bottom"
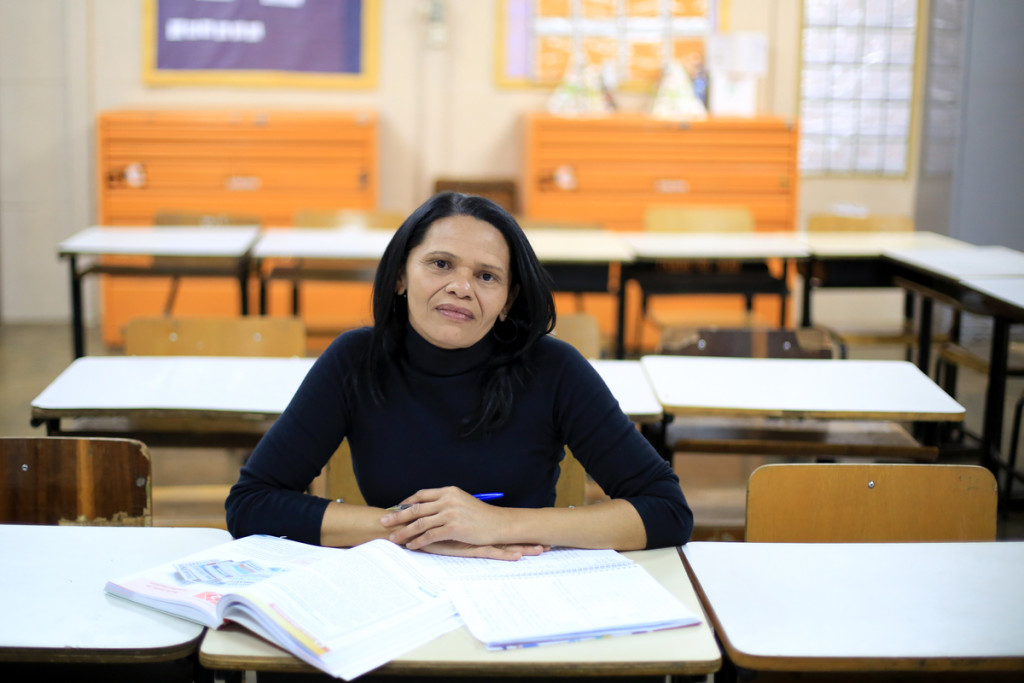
{"left": 445, "top": 274, "right": 471, "bottom": 295}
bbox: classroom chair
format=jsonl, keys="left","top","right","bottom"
{"left": 632, "top": 204, "right": 783, "bottom": 354}
{"left": 433, "top": 178, "right": 519, "bottom": 214}
{"left": 802, "top": 212, "right": 932, "bottom": 359}
{"left": 658, "top": 326, "right": 934, "bottom": 462}
{"left": 124, "top": 316, "right": 307, "bottom": 357}
{"left": 152, "top": 211, "right": 262, "bottom": 316}
{"left": 0, "top": 436, "right": 151, "bottom": 526}
{"left": 548, "top": 312, "right": 605, "bottom": 508}
{"left": 123, "top": 316, "right": 306, "bottom": 526}
{"left": 745, "top": 462, "right": 997, "bottom": 542}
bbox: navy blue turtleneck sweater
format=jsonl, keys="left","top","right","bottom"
{"left": 225, "top": 327, "right": 693, "bottom": 548}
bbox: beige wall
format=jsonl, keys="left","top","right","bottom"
{"left": 1, "top": 0, "right": 923, "bottom": 323}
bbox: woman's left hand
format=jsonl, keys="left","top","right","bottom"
{"left": 380, "top": 486, "right": 531, "bottom": 553}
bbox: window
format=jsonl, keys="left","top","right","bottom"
{"left": 799, "top": 0, "right": 920, "bottom": 176}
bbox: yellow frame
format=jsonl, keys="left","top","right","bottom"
{"left": 795, "top": 0, "right": 927, "bottom": 180}
{"left": 142, "top": 0, "right": 379, "bottom": 89}
{"left": 495, "top": 0, "right": 729, "bottom": 91}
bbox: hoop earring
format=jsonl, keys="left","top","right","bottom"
{"left": 491, "top": 317, "right": 519, "bottom": 344}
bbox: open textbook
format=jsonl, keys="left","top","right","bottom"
{"left": 106, "top": 535, "right": 700, "bottom": 680}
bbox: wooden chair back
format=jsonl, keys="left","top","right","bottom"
{"left": 807, "top": 213, "right": 914, "bottom": 232}
{"left": 644, "top": 204, "right": 755, "bottom": 233}
{"left": 746, "top": 463, "right": 997, "bottom": 542}
{"left": 154, "top": 211, "right": 261, "bottom": 227}
{"left": 552, "top": 313, "right": 602, "bottom": 360}
{"left": 124, "top": 316, "right": 306, "bottom": 357}
{"left": 293, "top": 209, "right": 406, "bottom": 230}
{"left": 0, "top": 437, "right": 151, "bottom": 526}
{"left": 433, "top": 178, "right": 519, "bottom": 214}
{"left": 658, "top": 326, "right": 837, "bottom": 359}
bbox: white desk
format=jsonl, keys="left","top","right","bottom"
{"left": 624, "top": 232, "right": 809, "bottom": 260}
{"left": 58, "top": 226, "right": 261, "bottom": 358}
{"left": 31, "top": 356, "right": 316, "bottom": 447}
{"left": 31, "top": 355, "right": 658, "bottom": 445}
{"left": 641, "top": 355, "right": 965, "bottom": 422}
{"left": 524, "top": 228, "right": 634, "bottom": 264}
{"left": 200, "top": 546, "right": 721, "bottom": 678}
{"left": 682, "top": 541, "right": 1024, "bottom": 675}
{"left": 589, "top": 359, "right": 663, "bottom": 424}
{"left": 0, "top": 525, "right": 231, "bottom": 663}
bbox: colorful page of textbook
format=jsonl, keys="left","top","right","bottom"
{"left": 220, "top": 539, "right": 462, "bottom": 680}
{"left": 443, "top": 559, "right": 701, "bottom": 650}
{"left": 105, "top": 534, "right": 334, "bottom": 627}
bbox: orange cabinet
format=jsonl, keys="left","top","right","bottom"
{"left": 96, "top": 110, "right": 378, "bottom": 345}
{"left": 522, "top": 113, "right": 799, "bottom": 232}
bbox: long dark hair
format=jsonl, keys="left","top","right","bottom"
{"left": 366, "top": 192, "right": 555, "bottom": 436}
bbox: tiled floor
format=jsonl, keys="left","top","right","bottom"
{"left": 2, "top": 321, "right": 1022, "bottom": 539}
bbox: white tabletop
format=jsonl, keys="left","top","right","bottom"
{"left": 200, "top": 546, "right": 720, "bottom": 676}
{"left": 885, "top": 244, "right": 1024, "bottom": 279}
{"left": 590, "top": 359, "right": 663, "bottom": 423}
{"left": 683, "top": 541, "right": 1024, "bottom": 671}
{"left": 32, "top": 355, "right": 655, "bottom": 425}
{"left": 31, "top": 356, "right": 315, "bottom": 417}
{"left": 640, "top": 355, "right": 965, "bottom": 421}
{"left": 959, "top": 276, "right": 1024, "bottom": 315}
{"left": 524, "top": 229, "right": 635, "bottom": 263}
{"left": 0, "top": 525, "right": 231, "bottom": 661}
{"left": 800, "top": 230, "right": 971, "bottom": 257}
{"left": 252, "top": 227, "right": 395, "bottom": 260}
{"left": 59, "top": 226, "right": 261, "bottom": 257}
{"left": 623, "top": 232, "right": 809, "bottom": 260}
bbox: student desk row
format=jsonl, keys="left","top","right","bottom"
{"left": 883, "top": 246, "right": 1024, "bottom": 497}
{"left": 30, "top": 355, "right": 963, "bottom": 466}
{"left": 4, "top": 525, "right": 1022, "bottom": 680}
{"left": 0, "top": 525, "right": 719, "bottom": 679}
{"left": 59, "top": 225, "right": 973, "bottom": 359}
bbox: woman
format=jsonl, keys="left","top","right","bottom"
{"left": 226, "top": 192, "right": 692, "bottom": 559}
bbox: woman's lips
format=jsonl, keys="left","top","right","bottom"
{"left": 436, "top": 304, "right": 474, "bottom": 321}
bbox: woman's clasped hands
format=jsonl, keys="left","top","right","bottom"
{"left": 380, "top": 486, "right": 548, "bottom": 561}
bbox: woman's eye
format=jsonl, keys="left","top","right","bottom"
{"left": 433, "top": 259, "right": 449, "bottom": 269}
{"left": 479, "top": 273, "right": 494, "bottom": 282}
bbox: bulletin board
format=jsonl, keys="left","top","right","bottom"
{"left": 143, "top": 0, "right": 379, "bottom": 88}
{"left": 497, "top": 0, "right": 724, "bottom": 90}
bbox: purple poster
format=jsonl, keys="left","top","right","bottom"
{"left": 156, "top": 0, "right": 363, "bottom": 74}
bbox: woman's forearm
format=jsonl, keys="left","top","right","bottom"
{"left": 501, "top": 499, "right": 648, "bottom": 551}
{"left": 319, "top": 501, "right": 394, "bottom": 548}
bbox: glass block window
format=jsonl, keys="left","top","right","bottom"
{"left": 799, "top": 0, "right": 920, "bottom": 176}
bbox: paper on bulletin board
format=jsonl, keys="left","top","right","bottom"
{"left": 709, "top": 73, "right": 757, "bottom": 117}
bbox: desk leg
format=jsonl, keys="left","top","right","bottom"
{"left": 615, "top": 275, "right": 628, "bottom": 359}
{"left": 238, "top": 257, "right": 250, "bottom": 316}
{"left": 68, "top": 255, "right": 85, "bottom": 359}
{"left": 915, "top": 296, "right": 933, "bottom": 374}
{"left": 982, "top": 317, "right": 1010, "bottom": 478}
{"left": 779, "top": 260, "right": 789, "bottom": 327}
{"left": 800, "top": 259, "right": 813, "bottom": 328}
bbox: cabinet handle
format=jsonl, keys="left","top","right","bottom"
{"left": 225, "top": 176, "right": 262, "bottom": 191}
{"left": 107, "top": 162, "right": 147, "bottom": 189}
{"left": 654, "top": 179, "right": 689, "bottom": 193}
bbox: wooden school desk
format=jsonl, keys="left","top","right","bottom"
{"left": 30, "top": 356, "right": 316, "bottom": 448}
{"left": 640, "top": 355, "right": 965, "bottom": 460}
{"left": 30, "top": 356, "right": 658, "bottom": 447}
{"left": 199, "top": 546, "right": 721, "bottom": 679}
{"left": 617, "top": 232, "right": 809, "bottom": 358}
{"left": 58, "top": 226, "right": 261, "bottom": 358}
{"left": 886, "top": 246, "right": 1024, "bottom": 485}
{"left": 797, "top": 230, "right": 971, "bottom": 327}
{"left": 682, "top": 541, "right": 1024, "bottom": 679}
{"left": 0, "top": 525, "right": 231, "bottom": 665}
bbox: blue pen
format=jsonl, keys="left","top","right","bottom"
{"left": 387, "top": 492, "right": 504, "bottom": 511}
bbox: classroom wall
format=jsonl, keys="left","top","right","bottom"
{"left": 0, "top": 0, "right": 1012, "bottom": 326}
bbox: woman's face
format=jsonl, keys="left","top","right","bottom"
{"left": 397, "top": 215, "right": 515, "bottom": 350}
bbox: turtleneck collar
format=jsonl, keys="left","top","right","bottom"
{"left": 403, "top": 325, "right": 496, "bottom": 376}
